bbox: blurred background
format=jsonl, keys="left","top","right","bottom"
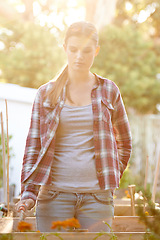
{"left": 0, "top": 0, "right": 160, "bottom": 202}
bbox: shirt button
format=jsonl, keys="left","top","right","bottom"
{"left": 40, "top": 148, "right": 44, "bottom": 155}
{"left": 55, "top": 116, "right": 59, "bottom": 123}
{"left": 97, "top": 170, "right": 102, "bottom": 176}
{"left": 60, "top": 101, "right": 64, "bottom": 107}
{"left": 96, "top": 152, "right": 100, "bottom": 158}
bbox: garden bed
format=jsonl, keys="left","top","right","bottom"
{"left": 0, "top": 216, "right": 152, "bottom": 232}
{"left": 0, "top": 232, "right": 146, "bottom": 240}
{"left": 0, "top": 216, "right": 153, "bottom": 240}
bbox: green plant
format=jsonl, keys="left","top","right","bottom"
{"left": 0, "top": 234, "right": 13, "bottom": 240}
{"left": 137, "top": 189, "right": 160, "bottom": 240}
{"left": 40, "top": 233, "right": 64, "bottom": 240}
{"left": 92, "top": 222, "right": 118, "bottom": 240}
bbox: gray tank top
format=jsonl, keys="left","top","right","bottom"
{"left": 49, "top": 103, "right": 100, "bottom": 192}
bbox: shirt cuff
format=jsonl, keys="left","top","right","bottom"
{"left": 21, "top": 191, "right": 37, "bottom": 203}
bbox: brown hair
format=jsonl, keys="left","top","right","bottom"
{"left": 64, "top": 21, "right": 98, "bottom": 46}
{"left": 47, "top": 21, "right": 98, "bottom": 106}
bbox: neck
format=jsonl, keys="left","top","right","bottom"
{"left": 68, "top": 68, "right": 94, "bottom": 85}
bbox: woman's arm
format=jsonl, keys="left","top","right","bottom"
{"left": 112, "top": 91, "right": 132, "bottom": 178}
{"left": 21, "top": 89, "right": 42, "bottom": 202}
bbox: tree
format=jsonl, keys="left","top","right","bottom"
{"left": 0, "top": 0, "right": 86, "bottom": 88}
{"left": 114, "top": 0, "right": 160, "bottom": 38}
{"left": 92, "top": 24, "right": 160, "bottom": 113}
{"left": 0, "top": 0, "right": 159, "bottom": 113}
{"left": 111, "top": 0, "right": 160, "bottom": 113}
{"left": 0, "top": 19, "right": 65, "bottom": 88}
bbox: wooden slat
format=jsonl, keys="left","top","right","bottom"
{"left": 112, "top": 216, "right": 148, "bottom": 232}
{"left": 0, "top": 218, "right": 13, "bottom": 233}
{"left": 0, "top": 216, "right": 153, "bottom": 232}
{"left": 0, "top": 232, "right": 146, "bottom": 240}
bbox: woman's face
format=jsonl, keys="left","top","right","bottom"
{"left": 64, "top": 35, "right": 99, "bottom": 73}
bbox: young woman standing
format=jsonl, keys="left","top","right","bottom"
{"left": 16, "top": 21, "right": 132, "bottom": 232}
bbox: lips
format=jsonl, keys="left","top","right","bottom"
{"left": 74, "top": 62, "right": 84, "bottom": 66}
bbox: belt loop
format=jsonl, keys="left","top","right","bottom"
{"left": 75, "top": 193, "right": 83, "bottom": 208}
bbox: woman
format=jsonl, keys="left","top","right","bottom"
{"left": 16, "top": 21, "right": 132, "bottom": 232}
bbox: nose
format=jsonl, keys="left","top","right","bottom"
{"left": 76, "top": 50, "right": 83, "bottom": 60}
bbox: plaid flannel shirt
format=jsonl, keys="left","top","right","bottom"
{"left": 21, "top": 73, "right": 132, "bottom": 202}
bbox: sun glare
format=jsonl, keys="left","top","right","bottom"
{"left": 67, "top": 0, "right": 78, "bottom": 8}
{"left": 125, "top": 2, "right": 133, "bottom": 11}
{"left": 137, "top": 10, "right": 149, "bottom": 23}
{"left": 65, "top": 7, "right": 85, "bottom": 26}
{"left": 33, "top": 1, "right": 41, "bottom": 16}
{"left": 136, "top": 3, "right": 156, "bottom": 23}
{"left": 0, "top": 41, "right": 5, "bottom": 50}
{"left": 15, "top": 4, "right": 25, "bottom": 13}
{"left": 32, "top": 0, "right": 85, "bottom": 29}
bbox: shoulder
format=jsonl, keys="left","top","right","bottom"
{"left": 95, "top": 74, "right": 126, "bottom": 111}
{"left": 95, "top": 73, "right": 120, "bottom": 96}
{"left": 34, "top": 81, "right": 55, "bottom": 100}
{"left": 31, "top": 81, "right": 55, "bottom": 107}
{"left": 38, "top": 80, "right": 55, "bottom": 94}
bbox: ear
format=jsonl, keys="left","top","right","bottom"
{"left": 95, "top": 45, "right": 100, "bottom": 56}
{"left": 63, "top": 43, "right": 67, "bottom": 52}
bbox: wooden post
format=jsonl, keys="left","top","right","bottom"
{"left": 144, "top": 155, "right": 149, "bottom": 211}
{"left": 144, "top": 155, "right": 149, "bottom": 190}
{"left": 128, "top": 185, "right": 136, "bottom": 216}
{"left": 5, "top": 100, "right": 10, "bottom": 215}
{"left": 152, "top": 148, "right": 160, "bottom": 202}
{"left": 0, "top": 111, "right": 7, "bottom": 204}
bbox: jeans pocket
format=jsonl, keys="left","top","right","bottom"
{"left": 91, "top": 191, "right": 113, "bottom": 206}
{"left": 37, "top": 191, "right": 59, "bottom": 204}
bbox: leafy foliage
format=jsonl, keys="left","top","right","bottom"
{"left": 0, "top": 1, "right": 160, "bottom": 114}
{"left": 137, "top": 189, "right": 160, "bottom": 239}
{"left": 114, "top": 0, "right": 160, "bottom": 38}
{"left": 92, "top": 24, "right": 160, "bottom": 113}
{"left": 0, "top": 234, "right": 13, "bottom": 240}
{"left": 0, "top": 18, "right": 66, "bottom": 89}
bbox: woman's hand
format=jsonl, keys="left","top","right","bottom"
{"left": 16, "top": 199, "right": 35, "bottom": 212}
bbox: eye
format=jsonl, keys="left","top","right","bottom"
{"left": 83, "top": 48, "right": 92, "bottom": 53}
{"left": 69, "top": 47, "right": 77, "bottom": 52}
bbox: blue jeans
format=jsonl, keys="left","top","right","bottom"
{"left": 36, "top": 191, "right": 114, "bottom": 232}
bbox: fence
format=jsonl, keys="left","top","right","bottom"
{"left": 129, "top": 113, "right": 160, "bottom": 190}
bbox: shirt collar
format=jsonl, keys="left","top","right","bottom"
{"left": 93, "top": 73, "right": 104, "bottom": 89}
{"left": 43, "top": 72, "right": 105, "bottom": 108}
